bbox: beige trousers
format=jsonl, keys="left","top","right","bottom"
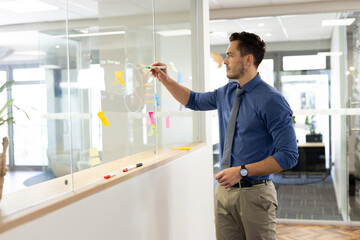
{"left": 214, "top": 181, "right": 278, "bottom": 240}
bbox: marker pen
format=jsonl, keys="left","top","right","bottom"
{"left": 123, "top": 163, "right": 143, "bottom": 172}
{"left": 104, "top": 173, "right": 116, "bottom": 179}
{"left": 145, "top": 66, "right": 166, "bottom": 69}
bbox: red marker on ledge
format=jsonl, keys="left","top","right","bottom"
{"left": 123, "top": 163, "right": 143, "bottom": 172}
{"left": 104, "top": 173, "right": 116, "bottom": 179}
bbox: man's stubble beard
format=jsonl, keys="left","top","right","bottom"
{"left": 227, "top": 62, "right": 245, "bottom": 80}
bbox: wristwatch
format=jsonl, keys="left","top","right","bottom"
{"left": 240, "top": 165, "right": 248, "bottom": 177}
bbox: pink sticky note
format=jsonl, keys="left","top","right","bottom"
{"left": 149, "top": 112, "right": 155, "bottom": 125}
{"left": 166, "top": 116, "right": 170, "bottom": 128}
{"left": 146, "top": 115, "right": 151, "bottom": 125}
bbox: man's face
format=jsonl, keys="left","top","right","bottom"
{"left": 224, "top": 40, "right": 246, "bottom": 80}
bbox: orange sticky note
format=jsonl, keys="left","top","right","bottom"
{"left": 98, "top": 111, "right": 110, "bottom": 126}
{"left": 115, "top": 71, "right": 125, "bottom": 85}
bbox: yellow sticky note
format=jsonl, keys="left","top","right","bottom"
{"left": 116, "top": 71, "right": 125, "bottom": 85}
{"left": 148, "top": 126, "right": 154, "bottom": 136}
{"left": 171, "top": 147, "right": 192, "bottom": 150}
{"left": 98, "top": 111, "right": 110, "bottom": 126}
{"left": 148, "top": 125, "right": 159, "bottom": 137}
{"left": 152, "top": 125, "right": 159, "bottom": 136}
{"left": 89, "top": 148, "right": 101, "bottom": 166}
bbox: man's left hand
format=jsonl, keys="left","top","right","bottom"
{"left": 214, "top": 167, "right": 242, "bottom": 189}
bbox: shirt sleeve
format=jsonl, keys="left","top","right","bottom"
{"left": 185, "top": 90, "right": 218, "bottom": 111}
{"left": 260, "top": 93, "right": 299, "bottom": 170}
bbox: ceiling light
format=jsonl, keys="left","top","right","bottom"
{"left": 56, "top": 31, "right": 126, "bottom": 38}
{"left": 210, "top": 19, "right": 227, "bottom": 23}
{"left": 156, "top": 29, "right": 191, "bottom": 37}
{"left": 14, "top": 50, "right": 46, "bottom": 56}
{"left": 322, "top": 18, "right": 355, "bottom": 26}
{"left": 40, "top": 65, "right": 61, "bottom": 69}
{"left": 257, "top": 23, "right": 265, "bottom": 27}
{"left": 0, "top": 0, "right": 59, "bottom": 13}
{"left": 349, "top": 66, "right": 355, "bottom": 71}
{"left": 317, "top": 51, "right": 343, "bottom": 56}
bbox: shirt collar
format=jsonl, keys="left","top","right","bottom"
{"left": 240, "top": 73, "right": 262, "bottom": 93}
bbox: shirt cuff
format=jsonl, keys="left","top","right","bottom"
{"left": 273, "top": 150, "right": 298, "bottom": 170}
{"left": 185, "top": 91, "right": 196, "bottom": 109}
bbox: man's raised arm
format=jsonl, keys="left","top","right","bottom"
{"left": 150, "top": 62, "right": 191, "bottom": 106}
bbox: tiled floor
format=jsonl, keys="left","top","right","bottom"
{"left": 276, "top": 224, "right": 360, "bottom": 240}
{"left": 274, "top": 173, "right": 343, "bottom": 221}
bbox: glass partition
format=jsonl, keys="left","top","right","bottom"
{"left": 0, "top": 0, "right": 199, "bottom": 215}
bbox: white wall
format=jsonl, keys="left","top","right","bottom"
{"left": 0, "top": 145, "right": 216, "bottom": 240}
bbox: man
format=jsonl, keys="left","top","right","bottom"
{"left": 150, "top": 31, "right": 298, "bottom": 240}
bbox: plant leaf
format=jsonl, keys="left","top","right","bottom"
{"left": 0, "top": 117, "right": 14, "bottom": 126}
{"left": 0, "top": 99, "right": 14, "bottom": 116}
{"left": 13, "top": 104, "right": 29, "bottom": 120}
{"left": 0, "top": 80, "right": 14, "bottom": 93}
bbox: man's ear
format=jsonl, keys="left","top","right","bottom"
{"left": 245, "top": 54, "right": 254, "bottom": 67}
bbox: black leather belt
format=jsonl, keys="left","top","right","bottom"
{"left": 232, "top": 180, "right": 270, "bottom": 188}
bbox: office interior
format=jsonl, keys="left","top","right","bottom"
{"left": 0, "top": 0, "right": 359, "bottom": 239}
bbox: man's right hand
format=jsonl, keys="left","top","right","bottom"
{"left": 150, "top": 62, "right": 169, "bottom": 83}
{"left": 149, "top": 61, "right": 191, "bottom": 106}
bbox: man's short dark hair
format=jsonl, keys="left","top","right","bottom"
{"left": 229, "top": 32, "right": 266, "bottom": 68}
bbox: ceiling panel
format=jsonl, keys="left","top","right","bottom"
{"left": 209, "top": 0, "right": 338, "bottom": 9}
{"left": 210, "top": 12, "right": 339, "bottom": 45}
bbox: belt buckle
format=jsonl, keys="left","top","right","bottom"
{"left": 240, "top": 181, "right": 253, "bottom": 188}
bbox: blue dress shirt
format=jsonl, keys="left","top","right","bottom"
{"left": 185, "top": 73, "right": 298, "bottom": 181}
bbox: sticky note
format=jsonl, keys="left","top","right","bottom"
{"left": 155, "top": 93, "right": 161, "bottom": 106}
{"left": 145, "top": 100, "right": 154, "bottom": 104}
{"left": 171, "top": 147, "right": 192, "bottom": 150}
{"left": 149, "top": 112, "right": 155, "bottom": 125}
{"left": 116, "top": 71, "right": 125, "bottom": 85}
{"left": 90, "top": 148, "right": 101, "bottom": 166}
{"left": 98, "top": 111, "right": 110, "bottom": 126}
{"left": 147, "top": 124, "right": 158, "bottom": 136}
{"left": 147, "top": 115, "right": 151, "bottom": 125}
{"left": 177, "top": 72, "right": 182, "bottom": 84}
{"left": 148, "top": 126, "right": 154, "bottom": 136}
{"left": 152, "top": 125, "right": 159, "bottom": 136}
{"left": 166, "top": 116, "right": 170, "bottom": 128}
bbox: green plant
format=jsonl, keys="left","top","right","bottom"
{"left": 0, "top": 80, "right": 28, "bottom": 127}
{"left": 305, "top": 115, "right": 316, "bottom": 134}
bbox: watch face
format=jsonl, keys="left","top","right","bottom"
{"left": 240, "top": 168, "right": 248, "bottom": 177}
